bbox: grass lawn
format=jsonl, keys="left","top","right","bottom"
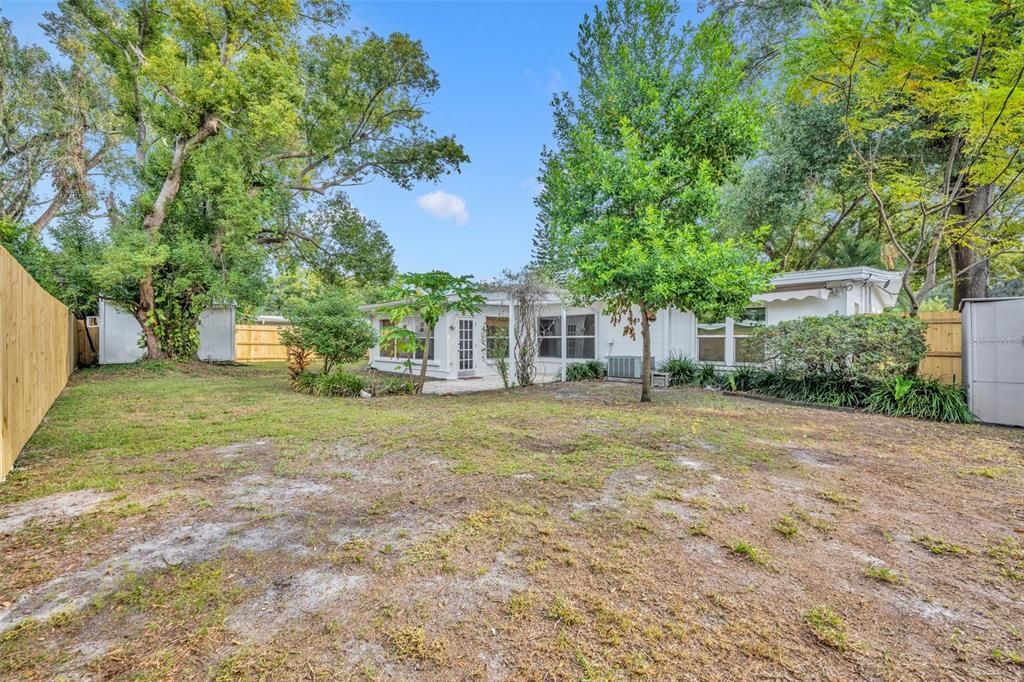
{"left": 1, "top": 362, "right": 1023, "bottom": 680}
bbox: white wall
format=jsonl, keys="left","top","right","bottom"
{"left": 99, "top": 299, "right": 237, "bottom": 365}
{"left": 98, "top": 299, "right": 146, "bottom": 365}
{"left": 197, "top": 306, "right": 236, "bottom": 362}
{"left": 765, "top": 289, "right": 847, "bottom": 324}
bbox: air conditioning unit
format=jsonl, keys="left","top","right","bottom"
{"left": 607, "top": 356, "right": 654, "bottom": 380}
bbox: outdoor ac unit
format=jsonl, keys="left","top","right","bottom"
{"left": 607, "top": 356, "right": 654, "bottom": 380}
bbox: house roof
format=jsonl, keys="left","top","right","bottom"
{"left": 768, "top": 266, "right": 902, "bottom": 289}
{"left": 359, "top": 266, "right": 903, "bottom": 313}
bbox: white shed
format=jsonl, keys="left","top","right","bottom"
{"left": 98, "top": 298, "right": 236, "bottom": 364}
{"left": 960, "top": 297, "right": 1024, "bottom": 427}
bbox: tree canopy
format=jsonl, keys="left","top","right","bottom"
{"left": 4, "top": 0, "right": 467, "bottom": 359}
{"left": 536, "top": 0, "right": 773, "bottom": 402}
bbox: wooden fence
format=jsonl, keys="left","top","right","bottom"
{"left": 1, "top": 246, "right": 76, "bottom": 482}
{"left": 235, "top": 324, "right": 291, "bottom": 363}
{"left": 918, "top": 311, "right": 962, "bottom": 385}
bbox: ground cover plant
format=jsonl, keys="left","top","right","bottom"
{"left": 0, "top": 362, "right": 1021, "bottom": 679}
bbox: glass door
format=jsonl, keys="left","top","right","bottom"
{"left": 458, "top": 319, "right": 474, "bottom": 372}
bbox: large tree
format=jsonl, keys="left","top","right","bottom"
{"left": 0, "top": 18, "right": 118, "bottom": 234}
{"left": 785, "top": 0, "right": 1024, "bottom": 311}
{"left": 45, "top": 0, "right": 467, "bottom": 358}
{"left": 537, "top": 0, "right": 773, "bottom": 403}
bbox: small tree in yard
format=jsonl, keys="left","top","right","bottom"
{"left": 536, "top": 0, "right": 773, "bottom": 402}
{"left": 281, "top": 290, "right": 376, "bottom": 374}
{"left": 381, "top": 272, "right": 485, "bottom": 394}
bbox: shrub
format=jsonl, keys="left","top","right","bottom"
{"left": 375, "top": 376, "right": 413, "bottom": 396}
{"left": 866, "top": 377, "right": 973, "bottom": 423}
{"left": 283, "top": 290, "right": 377, "bottom": 373}
{"left": 660, "top": 355, "right": 698, "bottom": 386}
{"left": 292, "top": 370, "right": 367, "bottom": 397}
{"left": 566, "top": 360, "right": 605, "bottom": 381}
{"left": 696, "top": 362, "right": 719, "bottom": 387}
{"left": 754, "top": 314, "right": 927, "bottom": 381}
{"left": 754, "top": 370, "right": 872, "bottom": 407}
{"left": 729, "top": 366, "right": 764, "bottom": 392}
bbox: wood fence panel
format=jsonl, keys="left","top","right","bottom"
{"left": 235, "top": 324, "right": 290, "bottom": 363}
{"left": 918, "top": 311, "right": 962, "bottom": 385}
{"left": 75, "top": 320, "right": 99, "bottom": 367}
{"left": 1, "top": 246, "right": 76, "bottom": 482}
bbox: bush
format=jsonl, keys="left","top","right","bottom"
{"left": 566, "top": 360, "right": 605, "bottom": 381}
{"left": 375, "top": 376, "right": 414, "bottom": 396}
{"left": 292, "top": 370, "right": 367, "bottom": 397}
{"left": 866, "top": 377, "right": 973, "bottom": 423}
{"left": 753, "top": 370, "right": 873, "bottom": 408}
{"left": 660, "top": 355, "right": 698, "bottom": 385}
{"left": 283, "top": 290, "right": 377, "bottom": 373}
{"left": 696, "top": 362, "right": 719, "bottom": 387}
{"left": 754, "top": 314, "right": 927, "bottom": 381}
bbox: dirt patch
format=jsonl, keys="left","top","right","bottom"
{"left": 3, "top": 372, "right": 1024, "bottom": 680}
{"left": 227, "top": 569, "right": 367, "bottom": 643}
{"left": 0, "top": 489, "right": 114, "bottom": 534}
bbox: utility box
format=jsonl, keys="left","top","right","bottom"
{"left": 960, "top": 297, "right": 1024, "bottom": 427}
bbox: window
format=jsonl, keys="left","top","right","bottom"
{"left": 733, "top": 307, "right": 765, "bottom": 364}
{"left": 379, "top": 319, "right": 399, "bottom": 358}
{"left": 566, "top": 314, "right": 595, "bottom": 359}
{"left": 413, "top": 319, "right": 435, "bottom": 361}
{"left": 538, "top": 314, "right": 596, "bottom": 359}
{"left": 697, "top": 319, "right": 726, "bottom": 362}
{"left": 538, "top": 316, "right": 560, "bottom": 358}
{"left": 485, "top": 316, "right": 509, "bottom": 359}
{"left": 379, "top": 318, "right": 433, "bottom": 360}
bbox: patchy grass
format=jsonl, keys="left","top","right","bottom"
{"left": 2, "top": 362, "right": 1023, "bottom": 679}
{"left": 728, "top": 540, "right": 771, "bottom": 567}
{"left": 773, "top": 515, "right": 800, "bottom": 541}
{"left": 805, "top": 605, "right": 850, "bottom": 651}
{"left": 915, "top": 535, "right": 972, "bottom": 556}
{"left": 863, "top": 563, "right": 900, "bottom": 584}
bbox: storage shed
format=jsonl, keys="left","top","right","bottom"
{"left": 960, "top": 297, "right": 1024, "bottom": 427}
{"left": 98, "top": 298, "right": 236, "bottom": 364}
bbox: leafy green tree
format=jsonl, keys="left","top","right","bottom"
{"left": 47, "top": 0, "right": 467, "bottom": 359}
{"left": 380, "top": 272, "right": 485, "bottom": 393}
{"left": 0, "top": 18, "right": 118, "bottom": 235}
{"left": 785, "top": 0, "right": 1024, "bottom": 311}
{"left": 45, "top": 216, "right": 106, "bottom": 318}
{"left": 536, "top": 0, "right": 773, "bottom": 402}
{"left": 281, "top": 290, "right": 377, "bottom": 374}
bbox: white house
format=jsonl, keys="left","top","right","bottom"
{"left": 359, "top": 266, "right": 902, "bottom": 382}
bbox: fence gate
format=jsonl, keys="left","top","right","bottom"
{"left": 961, "top": 297, "right": 1024, "bottom": 427}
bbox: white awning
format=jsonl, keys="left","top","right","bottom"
{"left": 753, "top": 287, "right": 831, "bottom": 304}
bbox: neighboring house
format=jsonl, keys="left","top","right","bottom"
{"left": 97, "top": 298, "right": 236, "bottom": 364}
{"left": 359, "top": 266, "right": 902, "bottom": 382}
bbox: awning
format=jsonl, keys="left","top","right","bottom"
{"left": 752, "top": 287, "right": 831, "bottom": 304}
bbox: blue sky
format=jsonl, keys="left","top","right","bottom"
{"left": 4, "top": 0, "right": 702, "bottom": 279}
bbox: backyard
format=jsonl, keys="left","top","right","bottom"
{"left": 1, "top": 362, "right": 1023, "bottom": 680}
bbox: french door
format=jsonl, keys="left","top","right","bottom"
{"left": 458, "top": 319, "right": 474, "bottom": 372}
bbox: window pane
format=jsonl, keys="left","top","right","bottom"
{"left": 698, "top": 337, "right": 725, "bottom": 362}
{"left": 538, "top": 338, "right": 561, "bottom": 358}
{"left": 566, "top": 337, "right": 595, "bottom": 359}
{"left": 735, "top": 337, "right": 765, "bottom": 363}
{"left": 538, "top": 317, "right": 560, "bottom": 337}
{"left": 566, "top": 314, "right": 595, "bottom": 336}
{"left": 740, "top": 307, "right": 766, "bottom": 323}
{"left": 733, "top": 322, "right": 761, "bottom": 334}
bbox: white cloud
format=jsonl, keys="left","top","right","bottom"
{"left": 416, "top": 191, "right": 469, "bottom": 226}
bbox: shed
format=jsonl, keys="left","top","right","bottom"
{"left": 959, "top": 297, "right": 1024, "bottom": 427}
{"left": 98, "top": 298, "right": 236, "bottom": 364}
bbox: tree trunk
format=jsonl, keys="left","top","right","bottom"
{"left": 133, "top": 277, "right": 163, "bottom": 359}
{"left": 951, "top": 183, "right": 992, "bottom": 309}
{"left": 640, "top": 307, "right": 652, "bottom": 403}
{"left": 416, "top": 334, "right": 431, "bottom": 394}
